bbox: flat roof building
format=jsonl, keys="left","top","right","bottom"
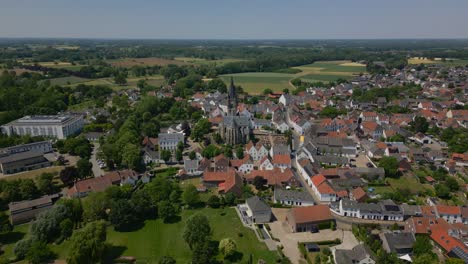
{"left": 1, "top": 115, "right": 84, "bottom": 139}
{"left": 0, "top": 150, "right": 51, "bottom": 175}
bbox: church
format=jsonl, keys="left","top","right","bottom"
{"left": 219, "top": 78, "right": 251, "bottom": 145}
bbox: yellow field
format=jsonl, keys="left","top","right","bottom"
{"left": 0, "top": 166, "right": 64, "bottom": 181}
{"left": 339, "top": 62, "right": 366, "bottom": 67}
{"left": 408, "top": 57, "right": 438, "bottom": 64}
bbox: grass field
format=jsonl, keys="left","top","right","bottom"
{"left": 174, "top": 57, "right": 245, "bottom": 66}
{"left": 107, "top": 58, "right": 189, "bottom": 68}
{"left": 0, "top": 223, "right": 30, "bottom": 262}
{"left": 105, "top": 207, "right": 276, "bottom": 264}
{"left": 220, "top": 72, "right": 295, "bottom": 94}
{"left": 219, "top": 60, "right": 366, "bottom": 95}
{"left": 24, "top": 61, "right": 83, "bottom": 71}
{"left": 408, "top": 57, "right": 468, "bottom": 66}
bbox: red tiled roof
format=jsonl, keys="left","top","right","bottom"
{"left": 203, "top": 168, "right": 236, "bottom": 182}
{"left": 244, "top": 168, "right": 293, "bottom": 186}
{"left": 431, "top": 229, "right": 468, "bottom": 253}
{"left": 420, "top": 206, "right": 436, "bottom": 217}
{"left": 272, "top": 154, "right": 291, "bottom": 165}
{"left": 289, "top": 205, "right": 332, "bottom": 224}
{"left": 317, "top": 182, "right": 336, "bottom": 194}
{"left": 436, "top": 205, "right": 461, "bottom": 215}
{"left": 230, "top": 155, "right": 253, "bottom": 168}
{"left": 311, "top": 174, "right": 327, "bottom": 187}
{"left": 351, "top": 187, "right": 367, "bottom": 201}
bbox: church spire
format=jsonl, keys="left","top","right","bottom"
{"left": 228, "top": 77, "right": 237, "bottom": 115}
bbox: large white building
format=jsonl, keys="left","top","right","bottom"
{"left": 1, "top": 115, "right": 84, "bottom": 139}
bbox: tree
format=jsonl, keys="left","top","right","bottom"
{"left": 131, "top": 189, "right": 157, "bottom": 219}
{"left": 224, "top": 192, "right": 236, "bottom": 206}
{"left": 192, "top": 240, "right": 214, "bottom": 264}
{"left": 378, "top": 156, "right": 399, "bottom": 178}
{"left": 159, "top": 256, "right": 176, "bottom": 264}
{"left": 158, "top": 200, "right": 178, "bottom": 223}
{"left": 207, "top": 78, "right": 226, "bottom": 92}
{"left": 410, "top": 116, "right": 429, "bottom": 133}
{"left": 263, "top": 88, "right": 273, "bottom": 95}
{"left": 189, "top": 151, "right": 196, "bottom": 160}
{"left": 192, "top": 118, "right": 211, "bottom": 141}
{"left": 36, "top": 173, "right": 55, "bottom": 195}
{"left": 83, "top": 192, "right": 110, "bottom": 221}
{"left": 114, "top": 73, "right": 127, "bottom": 85}
{"left": 67, "top": 221, "right": 107, "bottom": 264}
{"left": 77, "top": 159, "right": 93, "bottom": 179}
{"left": 413, "top": 235, "right": 434, "bottom": 256}
{"left": 176, "top": 149, "right": 183, "bottom": 162}
{"left": 0, "top": 211, "right": 12, "bottom": 233}
{"left": 60, "top": 166, "right": 79, "bottom": 186}
{"left": 253, "top": 176, "right": 266, "bottom": 190}
{"left": 183, "top": 184, "right": 200, "bottom": 208}
{"left": 30, "top": 204, "right": 71, "bottom": 242}
{"left": 59, "top": 218, "right": 74, "bottom": 240}
{"left": 446, "top": 177, "right": 460, "bottom": 191}
{"left": 435, "top": 184, "right": 451, "bottom": 199}
{"left": 26, "top": 241, "right": 54, "bottom": 264}
{"left": 235, "top": 146, "right": 244, "bottom": 159}
{"left": 183, "top": 213, "right": 211, "bottom": 249}
{"left": 19, "top": 179, "right": 40, "bottom": 200}
{"left": 122, "top": 143, "right": 142, "bottom": 169}
{"left": 219, "top": 238, "right": 237, "bottom": 258}
{"left": 14, "top": 238, "right": 33, "bottom": 260}
{"left": 109, "top": 199, "right": 139, "bottom": 231}
{"left": 413, "top": 253, "right": 438, "bottom": 264}
{"left": 161, "top": 149, "right": 172, "bottom": 163}
{"left": 206, "top": 195, "right": 221, "bottom": 208}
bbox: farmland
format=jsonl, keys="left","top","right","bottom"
{"left": 219, "top": 60, "right": 366, "bottom": 94}
{"left": 408, "top": 57, "right": 468, "bottom": 66}
{"left": 107, "top": 57, "right": 189, "bottom": 67}
{"left": 174, "top": 57, "right": 246, "bottom": 66}
{"left": 220, "top": 72, "right": 295, "bottom": 94}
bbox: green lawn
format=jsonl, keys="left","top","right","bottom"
{"left": 106, "top": 207, "right": 277, "bottom": 264}
{"left": 386, "top": 175, "right": 428, "bottom": 194}
{"left": 0, "top": 223, "right": 30, "bottom": 263}
{"left": 220, "top": 72, "right": 295, "bottom": 94}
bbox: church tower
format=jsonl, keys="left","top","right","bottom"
{"left": 227, "top": 77, "right": 238, "bottom": 116}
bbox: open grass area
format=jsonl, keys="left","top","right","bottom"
{"left": 220, "top": 72, "right": 295, "bottom": 94}
{"left": 386, "top": 175, "right": 429, "bottom": 194}
{"left": 408, "top": 57, "right": 468, "bottom": 66}
{"left": 0, "top": 223, "right": 30, "bottom": 262}
{"left": 106, "top": 207, "right": 276, "bottom": 264}
{"left": 0, "top": 166, "right": 65, "bottom": 181}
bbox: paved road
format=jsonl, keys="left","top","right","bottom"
{"left": 90, "top": 142, "right": 104, "bottom": 177}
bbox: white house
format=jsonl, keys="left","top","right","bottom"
{"left": 311, "top": 174, "right": 337, "bottom": 202}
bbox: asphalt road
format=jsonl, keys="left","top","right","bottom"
{"left": 90, "top": 142, "right": 105, "bottom": 177}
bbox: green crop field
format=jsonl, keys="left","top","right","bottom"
{"left": 408, "top": 57, "right": 468, "bottom": 66}
{"left": 219, "top": 60, "right": 366, "bottom": 95}
{"left": 220, "top": 72, "right": 295, "bottom": 94}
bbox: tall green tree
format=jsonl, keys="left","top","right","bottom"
{"left": 67, "top": 221, "right": 107, "bottom": 264}
{"left": 183, "top": 213, "right": 211, "bottom": 249}
{"left": 183, "top": 184, "right": 200, "bottom": 208}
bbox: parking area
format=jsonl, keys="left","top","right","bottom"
{"left": 269, "top": 208, "right": 344, "bottom": 264}
{"left": 352, "top": 152, "right": 375, "bottom": 168}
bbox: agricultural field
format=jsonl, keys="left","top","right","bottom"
{"left": 219, "top": 72, "right": 295, "bottom": 94}
{"left": 408, "top": 57, "right": 468, "bottom": 66}
{"left": 23, "top": 61, "right": 84, "bottom": 71}
{"left": 174, "top": 57, "right": 246, "bottom": 66}
{"left": 219, "top": 60, "right": 366, "bottom": 95}
{"left": 47, "top": 76, "right": 90, "bottom": 86}
{"left": 107, "top": 57, "right": 189, "bottom": 68}
{"left": 60, "top": 74, "right": 165, "bottom": 91}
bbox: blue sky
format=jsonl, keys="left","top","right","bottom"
{"left": 1, "top": 0, "right": 467, "bottom": 39}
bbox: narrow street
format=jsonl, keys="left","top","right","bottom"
{"left": 90, "top": 142, "right": 105, "bottom": 177}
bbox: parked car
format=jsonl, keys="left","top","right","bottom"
{"left": 366, "top": 162, "right": 374, "bottom": 168}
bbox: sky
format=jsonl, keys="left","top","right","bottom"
{"left": 0, "top": 0, "right": 467, "bottom": 39}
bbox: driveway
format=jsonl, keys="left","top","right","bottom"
{"left": 90, "top": 142, "right": 104, "bottom": 177}
{"left": 269, "top": 208, "right": 343, "bottom": 264}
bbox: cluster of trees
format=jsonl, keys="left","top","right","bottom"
{"left": 0, "top": 173, "right": 60, "bottom": 207}
{"left": 352, "top": 84, "right": 422, "bottom": 103}
{"left": 14, "top": 200, "right": 82, "bottom": 263}
{"left": 0, "top": 71, "right": 112, "bottom": 126}
{"left": 440, "top": 127, "right": 468, "bottom": 153}
{"left": 56, "top": 136, "right": 92, "bottom": 158}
